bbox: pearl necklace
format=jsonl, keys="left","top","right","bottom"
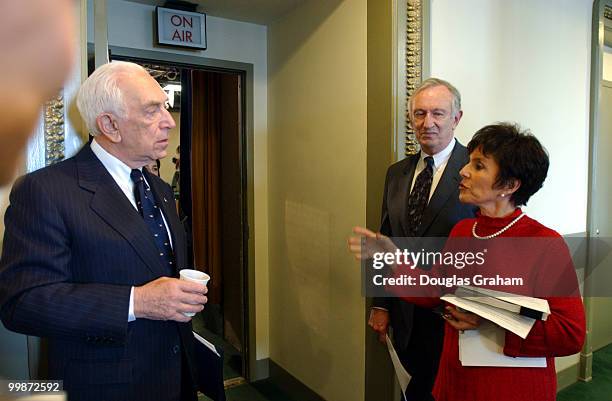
{"left": 472, "top": 212, "right": 526, "bottom": 239}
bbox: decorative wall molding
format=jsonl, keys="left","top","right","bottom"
{"left": 44, "top": 92, "right": 65, "bottom": 166}
{"left": 405, "top": 0, "right": 423, "bottom": 155}
{"left": 604, "top": 5, "right": 612, "bottom": 20}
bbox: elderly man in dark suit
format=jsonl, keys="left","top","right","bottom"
{"left": 0, "top": 61, "right": 207, "bottom": 401}
{"left": 351, "top": 78, "right": 475, "bottom": 401}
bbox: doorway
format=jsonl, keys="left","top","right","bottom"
{"left": 109, "top": 50, "right": 253, "bottom": 383}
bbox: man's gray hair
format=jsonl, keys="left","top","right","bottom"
{"left": 76, "top": 61, "right": 147, "bottom": 136}
{"left": 408, "top": 77, "right": 462, "bottom": 120}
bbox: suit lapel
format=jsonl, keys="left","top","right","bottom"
{"left": 76, "top": 145, "right": 169, "bottom": 277}
{"left": 416, "top": 142, "right": 465, "bottom": 236}
{"left": 388, "top": 154, "right": 419, "bottom": 236}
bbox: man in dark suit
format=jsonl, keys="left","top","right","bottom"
{"left": 0, "top": 61, "right": 207, "bottom": 401}
{"left": 351, "top": 78, "right": 475, "bottom": 401}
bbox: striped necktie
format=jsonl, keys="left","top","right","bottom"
{"left": 406, "top": 156, "right": 434, "bottom": 236}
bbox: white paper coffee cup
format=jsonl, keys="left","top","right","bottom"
{"left": 179, "top": 269, "right": 210, "bottom": 317}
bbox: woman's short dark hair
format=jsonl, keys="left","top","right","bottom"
{"left": 467, "top": 123, "right": 549, "bottom": 206}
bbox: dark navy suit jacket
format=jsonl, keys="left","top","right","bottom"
{"left": 0, "top": 144, "right": 199, "bottom": 401}
{"left": 373, "top": 141, "right": 475, "bottom": 355}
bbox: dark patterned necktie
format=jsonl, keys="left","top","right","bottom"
{"left": 131, "top": 169, "right": 175, "bottom": 273}
{"left": 406, "top": 156, "right": 434, "bottom": 236}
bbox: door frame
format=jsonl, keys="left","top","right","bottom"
{"left": 109, "top": 45, "right": 258, "bottom": 381}
{"left": 584, "top": 0, "right": 612, "bottom": 382}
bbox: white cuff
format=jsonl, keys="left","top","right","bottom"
{"left": 128, "top": 286, "right": 136, "bottom": 322}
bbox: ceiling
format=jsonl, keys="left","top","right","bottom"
{"left": 124, "top": 0, "right": 307, "bottom": 25}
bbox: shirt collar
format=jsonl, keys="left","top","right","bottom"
{"left": 419, "top": 137, "right": 456, "bottom": 168}
{"left": 90, "top": 139, "right": 137, "bottom": 181}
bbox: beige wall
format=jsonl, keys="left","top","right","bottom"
{"left": 267, "top": 0, "right": 367, "bottom": 400}
{"left": 364, "top": 0, "right": 397, "bottom": 399}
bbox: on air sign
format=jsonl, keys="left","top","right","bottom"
{"left": 156, "top": 7, "right": 207, "bottom": 50}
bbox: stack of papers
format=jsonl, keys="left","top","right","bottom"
{"left": 441, "top": 286, "right": 550, "bottom": 339}
{"left": 441, "top": 286, "right": 550, "bottom": 367}
{"left": 458, "top": 322, "right": 547, "bottom": 367}
{"left": 454, "top": 286, "right": 550, "bottom": 321}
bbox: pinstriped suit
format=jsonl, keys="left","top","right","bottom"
{"left": 0, "top": 144, "right": 198, "bottom": 401}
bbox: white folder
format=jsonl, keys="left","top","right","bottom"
{"left": 459, "top": 321, "right": 546, "bottom": 367}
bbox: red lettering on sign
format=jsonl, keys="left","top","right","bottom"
{"left": 171, "top": 29, "right": 193, "bottom": 43}
{"left": 170, "top": 14, "right": 193, "bottom": 28}
{"left": 170, "top": 15, "right": 183, "bottom": 26}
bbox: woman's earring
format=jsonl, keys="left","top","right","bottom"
{"left": 500, "top": 193, "right": 506, "bottom": 198}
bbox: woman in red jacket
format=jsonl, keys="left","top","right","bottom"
{"left": 351, "top": 123, "right": 585, "bottom": 401}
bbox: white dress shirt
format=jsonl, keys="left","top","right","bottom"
{"left": 90, "top": 139, "right": 173, "bottom": 322}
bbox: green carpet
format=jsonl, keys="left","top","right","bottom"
{"left": 557, "top": 344, "right": 612, "bottom": 401}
